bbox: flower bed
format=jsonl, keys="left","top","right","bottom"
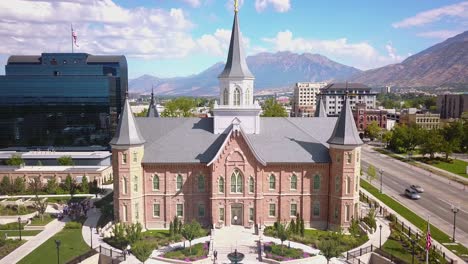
{"left": 162, "top": 242, "right": 210, "bottom": 263}
{"left": 263, "top": 242, "right": 310, "bottom": 262}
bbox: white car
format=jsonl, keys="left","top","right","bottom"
{"left": 410, "top": 185, "right": 424, "bottom": 193}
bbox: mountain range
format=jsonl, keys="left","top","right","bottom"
{"left": 130, "top": 31, "right": 468, "bottom": 95}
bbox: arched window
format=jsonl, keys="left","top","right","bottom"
{"left": 230, "top": 170, "right": 243, "bottom": 193}
{"left": 233, "top": 87, "right": 241, "bottom": 106}
{"left": 176, "top": 174, "right": 183, "bottom": 191}
{"left": 122, "top": 178, "right": 127, "bottom": 194}
{"left": 218, "top": 177, "right": 224, "bottom": 193}
{"left": 133, "top": 175, "right": 138, "bottom": 192}
{"left": 346, "top": 176, "right": 351, "bottom": 194}
{"left": 269, "top": 174, "right": 276, "bottom": 190}
{"left": 153, "top": 175, "right": 159, "bottom": 191}
{"left": 335, "top": 175, "right": 341, "bottom": 192}
{"left": 223, "top": 88, "right": 229, "bottom": 105}
{"left": 313, "top": 175, "right": 320, "bottom": 190}
{"left": 249, "top": 176, "right": 254, "bottom": 193}
{"left": 290, "top": 174, "right": 297, "bottom": 190}
{"left": 313, "top": 201, "right": 320, "bottom": 216}
{"left": 198, "top": 174, "right": 205, "bottom": 192}
{"left": 245, "top": 88, "right": 250, "bottom": 104}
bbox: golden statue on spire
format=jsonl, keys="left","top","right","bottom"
{"left": 234, "top": 0, "right": 239, "bottom": 12}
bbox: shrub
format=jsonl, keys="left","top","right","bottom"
{"left": 132, "top": 240, "right": 156, "bottom": 262}
{"left": 64, "top": 221, "right": 82, "bottom": 229}
{"left": 0, "top": 222, "right": 25, "bottom": 230}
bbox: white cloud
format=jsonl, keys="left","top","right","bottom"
{"left": 392, "top": 1, "right": 468, "bottom": 28}
{"left": 180, "top": 0, "right": 201, "bottom": 8}
{"left": 262, "top": 30, "right": 406, "bottom": 70}
{"left": 255, "top": 0, "right": 291, "bottom": 13}
{"left": 196, "top": 28, "right": 250, "bottom": 56}
{"left": 416, "top": 30, "right": 464, "bottom": 39}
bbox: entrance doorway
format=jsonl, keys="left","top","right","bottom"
{"left": 231, "top": 204, "right": 243, "bottom": 225}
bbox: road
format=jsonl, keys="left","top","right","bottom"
{"left": 360, "top": 145, "right": 468, "bottom": 247}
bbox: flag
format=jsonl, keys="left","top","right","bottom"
{"left": 72, "top": 26, "right": 79, "bottom": 47}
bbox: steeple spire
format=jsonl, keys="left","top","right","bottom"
{"left": 218, "top": 2, "right": 253, "bottom": 79}
{"left": 314, "top": 95, "right": 327, "bottom": 117}
{"left": 147, "top": 86, "right": 160, "bottom": 118}
{"left": 110, "top": 95, "right": 145, "bottom": 146}
{"left": 327, "top": 97, "right": 363, "bottom": 146}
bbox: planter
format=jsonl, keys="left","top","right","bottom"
{"left": 263, "top": 254, "right": 323, "bottom": 264}
{"left": 156, "top": 241, "right": 210, "bottom": 264}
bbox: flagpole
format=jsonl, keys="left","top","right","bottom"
{"left": 71, "top": 24, "right": 74, "bottom": 53}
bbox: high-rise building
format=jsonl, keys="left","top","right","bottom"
{"left": 0, "top": 53, "right": 127, "bottom": 148}
{"left": 437, "top": 94, "right": 468, "bottom": 119}
{"left": 320, "top": 83, "right": 377, "bottom": 116}
{"left": 291, "top": 82, "right": 327, "bottom": 117}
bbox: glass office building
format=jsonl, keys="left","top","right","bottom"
{"left": 0, "top": 53, "right": 127, "bottom": 148}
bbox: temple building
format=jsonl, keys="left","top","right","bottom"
{"left": 111, "top": 6, "right": 363, "bottom": 231}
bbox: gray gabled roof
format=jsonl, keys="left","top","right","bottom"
{"left": 218, "top": 12, "right": 254, "bottom": 79}
{"left": 327, "top": 97, "right": 363, "bottom": 146}
{"left": 314, "top": 96, "right": 327, "bottom": 117}
{"left": 147, "top": 89, "right": 160, "bottom": 118}
{"left": 323, "top": 83, "right": 370, "bottom": 90}
{"left": 110, "top": 97, "right": 145, "bottom": 146}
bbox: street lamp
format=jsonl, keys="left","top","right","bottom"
{"left": 89, "top": 226, "right": 93, "bottom": 249}
{"left": 451, "top": 205, "right": 460, "bottom": 242}
{"left": 17, "top": 217, "right": 22, "bottom": 241}
{"left": 411, "top": 239, "right": 416, "bottom": 264}
{"left": 379, "top": 168, "right": 384, "bottom": 193}
{"left": 55, "top": 239, "right": 61, "bottom": 264}
{"left": 379, "top": 224, "right": 383, "bottom": 248}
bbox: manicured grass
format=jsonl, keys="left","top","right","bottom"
{"left": 17, "top": 228, "right": 89, "bottom": 264}
{"left": 163, "top": 242, "right": 209, "bottom": 262}
{"left": 382, "top": 238, "right": 422, "bottom": 263}
{"left": 416, "top": 158, "right": 468, "bottom": 179}
{"left": 0, "top": 205, "right": 36, "bottom": 216}
{"left": 29, "top": 214, "right": 54, "bottom": 226}
{"left": 0, "top": 230, "right": 42, "bottom": 236}
{"left": 0, "top": 239, "right": 25, "bottom": 260}
{"left": 360, "top": 179, "right": 468, "bottom": 258}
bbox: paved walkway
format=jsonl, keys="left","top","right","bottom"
{"left": 361, "top": 188, "right": 465, "bottom": 264}
{"left": 0, "top": 218, "right": 68, "bottom": 264}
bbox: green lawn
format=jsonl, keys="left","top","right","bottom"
{"left": 0, "top": 240, "right": 25, "bottom": 260}
{"left": 360, "top": 180, "right": 468, "bottom": 258}
{"left": 419, "top": 158, "right": 468, "bottom": 179}
{"left": 29, "top": 214, "right": 54, "bottom": 226}
{"left": 382, "top": 238, "right": 422, "bottom": 263}
{"left": 0, "top": 230, "right": 42, "bottom": 236}
{"left": 17, "top": 229, "right": 89, "bottom": 264}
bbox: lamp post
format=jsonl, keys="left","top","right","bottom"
{"left": 18, "top": 217, "right": 22, "bottom": 241}
{"left": 379, "top": 168, "right": 384, "bottom": 193}
{"left": 411, "top": 239, "right": 416, "bottom": 264}
{"left": 451, "top": 205, "right": 459, "bottom": 242}
{"left": 379, "top": 224, "right": 383, "bottom": 248}
{"left": 89, "top": 226, "right": 93, "bottom": 249}
{"left": 55, "top": 239, "right": 61, "bottom": 264}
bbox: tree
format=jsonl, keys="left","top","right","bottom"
{"left": 57, "top": 155, "right": 74, "bottom": 166}
{"left": 420, "top": 129, "right": 443, "bottom": 159}
{"left": 46, "top": 177, "right": 58, "bottom": 194}
{"left": 13, "top": 177, "right": 25, "bottom": 194}
{"left": 382, "top": 130, "right": 393, "bottom": 148}
{"left": 30, "top": 177, "right": 48, "bottom": 221}
{"left": 135, "top": 108, "right": 148, "bottom": 117}
{"left": 364, "top": 121, "right": 381, "bottom": 141}
{"left": 81, "top": 176, "right": 89, "bottom": 194}
{"left": 348, "top": 218, "right": 361, "bottom": 237}
{"left": 0, "top": 176, "right": 12, "bottom": 195}
{"left": 261, "top": 98, "right": 288, "bottom": 117}
{"left": 440, "top": 121, "right": 463, "bottom": 159}
{"left": 64, "top": 174, "right": 77, "bottom": 196}
{"left": 36, "top": 160, "right": 43, "bottom": 166}
{"left": 6, "top": 154, "right": 24, "bottom": 166}
{"left": 181, "top": 220, "right": 202, "bottom": 253}
{"left": 132, "top": 240, "right": 154, "bottom": 263}
{"left": 319, "top": 239, "right": 340, "bottom": 264}
{"left": 276, "top": 222, "right": 290, "bottom": 252}
{"left": 367, "top": 165, "right": 377, "bottom": 183}
{"left": 161, "top": 97, "right": 197, "bottom": 117}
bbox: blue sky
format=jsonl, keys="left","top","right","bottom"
{"left": 0, "top": 0, "right": 466, "bottom": 78}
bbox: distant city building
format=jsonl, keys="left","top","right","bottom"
{"left": 400, "top": 108, "right": 440, "bottom": 130}
{"left": 0, "top": 53, "right": 128, "bottom": 148}
{"left": 0, "top": 151, "right": 111, "bottom": 166}
{"left": 320, "top": 83, "right": 377, "bottom": 116}
{"left": 437, "top": 94, "right": 468, "bottom": 119}
{"left": 291, "top": 82, "right": 327, "bottom": 117}
{"left": 380, "top": 86, "right": 391, "bottom": 94}
{"left": 0, "top": 165, "right": 112, "bottom": 187}
{"left": 353, "top": 103, "right": 387, "bottom": 134}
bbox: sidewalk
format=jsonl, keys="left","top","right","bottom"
{"left": 0, "top": 218, "right": 68, "bottom": 264}
{"left": 361, "top": 188, "right": 465, "bottom": 264}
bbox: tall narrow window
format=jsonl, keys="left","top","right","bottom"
{"left": 313, "top": 201, "right": 320, "bottom": 216}
{"left": 269, "top": 204, "right": 276, "bottom": 217}
{"left": 122, "top": 178, "right": 127, "bottom": 194}
{"left": 335, "top": 176, "right": 341, "bottom": 192}
{"left": 153, "top": 175, "right": 159, "bottom": 191}
{"left": 346, "top": 177, "right": 351, "bottom": 194}
{"left": 153, "top": 204, "right": 160, "bottom": 217}
{"left": 313, "top": 175, "right": 320, "bottom": 190}
{"left": 176, "top": 204, "right": 183, "bottom": 217}
{"left": 122, "top": 205, "right": 127, "bottom": 222}
{"left": 245, "top": 88, "right": 251, "bottom": 104}
{"left": 219, "top": 207, "right": 225, "bottom": 221}
{"left": 218, "top": 177, "right": 225, "bottom": 193}
{"left": 198, "top": 204, "right": 205, "bottom": 217}
{"left": 269, "top": 174, "right": 276, "bottom": 190}
{"left": 355, "top": 176, "right": 359, "bottom": 192}
{"left": 345, "top": 204, "right": 351, "bottom": 222}
{"left": 133, "top": 151, "right": 137, "bottom": 163}
{"left": 133, "top": 175, "right": 138, "bottom": 192}
{"left": 290, "top": 174, "right": 297, "bottom": 190}
{"left": 135, "top": 203, "right": 139, "bottom": 220}
{"left": 122, "top": 153, "right": 127, "bottom": 164}
{"left": 334, "top": 207, "right": 339, "bottom": 220}
{"left": 223, "top": 88, "right": 229, "bottom": 105}
{"left": 290, "top": 203, "right": 297, "bottom": 216}
{"left": 176, "top": 174, "right": 183, "bottom": 191}
{"left": 249, "top": 176, "right": 254, "bottom": 193}
{"left": 230, "top": 170, "right": 243, "bottom": 193}
{"left": 198, "top": 174, "right": 205, "bottom": 192}
{"left": 249, "top": 207, "right": 254, "bottom": 221}
{"left": 233, "top": 87, "right": 241, "bottom": 106}
{"left": 347, "top": 152, "right": 352, "bottom": 164}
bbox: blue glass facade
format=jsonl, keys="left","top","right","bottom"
{"left": 0, "top": 53, "right": 127, "bottom": 148}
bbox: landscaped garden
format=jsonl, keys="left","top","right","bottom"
{"left": 414, "top": 157, "right": 468, "bottom": 179}
{"left": 0, "top": 205, "right": 36, "bottom": 216}
{"left": 0, "top": 238, "right": 25, "bottom": 260}
{"left": 29, "top": 213, "right": 55, "bottom": 226}
{"left": 163, "top": 241, "right": 210, "bottom": 262}
{"left": 263, "top": 241, "right": 311, "bottom": 261}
